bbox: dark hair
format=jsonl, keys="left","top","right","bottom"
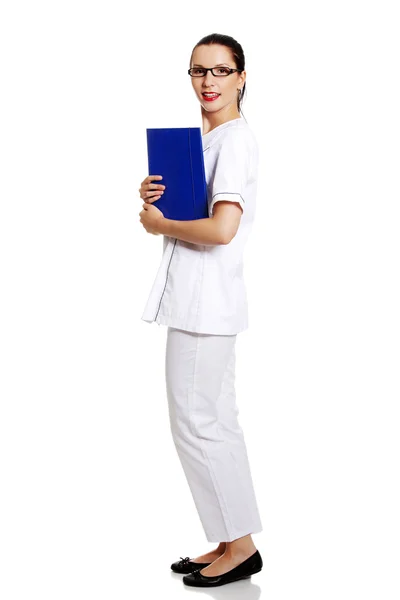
{"left": 190, "top": 33, "right": 247, "bottom": 121}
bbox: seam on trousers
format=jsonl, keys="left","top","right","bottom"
{"left": 215, "top": 344, "right": 230, "bottom": 443}
{"left": 188, "top": 333, "right": 233, "bottom": 540}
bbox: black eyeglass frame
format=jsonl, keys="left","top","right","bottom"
{"left": 188, "top": 67, "right": 243, "bottom": 77}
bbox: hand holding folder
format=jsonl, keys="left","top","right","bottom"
{"left": 146, "top": 127, "right": 208, "bottom": 221}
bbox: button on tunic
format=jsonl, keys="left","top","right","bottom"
{"left": 141, "top": 116, "right": 259, "bottom": 335}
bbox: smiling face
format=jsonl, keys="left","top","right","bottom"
{"left": 190, "top": 44, "right": 246, "bottom": 117}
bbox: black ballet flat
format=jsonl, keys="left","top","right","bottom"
{"left": 182, "top": 549, "right": 263, "bottom": 587}
{"left": 171, "top": 555, "right": 212, "bottom": 574}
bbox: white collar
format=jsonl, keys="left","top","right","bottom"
{"left": 201, "top": 117, "right": 245, "bottom": 150}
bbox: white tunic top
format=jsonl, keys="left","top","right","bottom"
{"left": 141, "top": 116, "right": 259, "bottom": 335}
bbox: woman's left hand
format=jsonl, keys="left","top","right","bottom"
{"left": 139, "top": 202, "right": 165, "bottom": 235}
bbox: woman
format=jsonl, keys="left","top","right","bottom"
{"left": 138, "top": 33, "right": 263, "bottom": 588}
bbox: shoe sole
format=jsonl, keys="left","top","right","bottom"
{"left": 183, "top": 566, "right": 262, "bottom": 587}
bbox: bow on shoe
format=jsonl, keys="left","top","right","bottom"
{"left": 192, "top": 569, "right": 203, "bottom": 578}
{"left": 178, "top": 556, "right": 191, "bottom": 566}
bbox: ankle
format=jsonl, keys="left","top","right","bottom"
{"left": 224, "top": 537, "right": 256, "bottom": 558}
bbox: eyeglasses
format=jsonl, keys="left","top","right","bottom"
{"left": 188, "top": 67, "right": 242, "bottom": 77}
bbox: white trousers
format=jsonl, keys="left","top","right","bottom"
{"left": 165, "top": 326, "right": 263, "bottom": 543}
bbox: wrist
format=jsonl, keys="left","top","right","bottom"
{"left": 157, "top": 216, "right": 169, "bottom": 235}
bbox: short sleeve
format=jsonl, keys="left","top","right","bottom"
{"left": 208, "top": 127, "right": 252, "bottom": 217}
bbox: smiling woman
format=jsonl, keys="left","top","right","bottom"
{"left": 138, "top": 33, "right": 263, "bottom": 588}
{"left": 188, "top": 39, "right": 247, "bottom": 128}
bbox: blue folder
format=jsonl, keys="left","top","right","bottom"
{"left": 146, "top": 127, "right": 208, "bottom": 220}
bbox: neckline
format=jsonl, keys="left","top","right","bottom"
{"left": 202, "top": 117, "right": 244, "bottom": 138}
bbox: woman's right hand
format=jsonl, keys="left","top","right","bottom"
{"left": 138, "top": 175, "right": 166, "bottom": 204}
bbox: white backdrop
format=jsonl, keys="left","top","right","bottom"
{"left": 1, "top": 1, "right": 399, "bottom": 599}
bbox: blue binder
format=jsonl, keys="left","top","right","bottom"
{"left": 146, "top": 127, "right": 208, "bottom": 220}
